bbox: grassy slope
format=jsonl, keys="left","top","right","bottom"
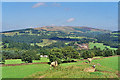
{"left": 30, "top": 56, "right": 119, "bottom": 78}
{"left": 89, "top": 42, "right": 117, "bottom": 50}
{"left": 2, "top": 56, "right": 119, "bottom": 78}
{"left": 92, "top": 56, "right": 118, "bottom": 71}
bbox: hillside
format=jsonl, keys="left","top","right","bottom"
{"left": 1, "top": 26, "right": 119, "bottom": 79}
{"left": 1, "top": 26, "right": 118, "bottom": 50}
{"left": 34, "top": 26, "right": 109, "bottom": 33}
{"left": 1, "top": 26, "right": 110, "bottom": 34}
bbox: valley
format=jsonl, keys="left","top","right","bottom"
{"left": 0, "top": 26, "right": 119, "bottom": 79}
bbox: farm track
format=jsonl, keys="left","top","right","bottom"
{"left": 1, "top": 55, "right": 119, "bottom": 67}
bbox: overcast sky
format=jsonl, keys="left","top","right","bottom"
{"left": 2, "top": 2, "right": 118, "bottom": 31}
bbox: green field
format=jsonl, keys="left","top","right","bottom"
{"left": 5, "top": 58, "right": 49, "bottom": 64}
{"left": 31, "top": 39, "right": 57, "bottom": 47}
{"left": 89, "top": 42, "right": 117, "bottom": 50}
{"left": 2, "top": 56, "right": 119, "bottom": 78}
{"left": 67, "top": 36, "right": 87, "bottom": 39}
{"left": 2, "top": 64, "right": 50, "bottom": 78}
{"left": 30, "top": 56, "right": 119, "bottom": 78}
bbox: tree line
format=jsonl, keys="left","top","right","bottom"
{"left": 1, "top": 46, "right": 119, "bottom": 64}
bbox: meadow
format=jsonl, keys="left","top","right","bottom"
{"left": 2, "top": 64, "right": 50, "bottom": 78}
{"left": 30, "top": 56, "right": 119, "bottom": 78}
{"left": 2, "top": 56, "right": 119, "bottom": 78}
{"left": 5, "top": 58, "right": 49, "bottom": 64}
{"left": 89, "top": 42, "right": 117, "bottom": 50}
{"left": 31, "top": 39, "right": 57, "bottom": 47}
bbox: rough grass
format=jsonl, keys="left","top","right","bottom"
{"left": 89, "top": 42, "right": 117, "bottom": 50}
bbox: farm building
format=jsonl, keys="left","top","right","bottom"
{"left": 40, "top": 55, "right": 48, "bottom": 58}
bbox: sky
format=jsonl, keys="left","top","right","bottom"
{"left": 2, "top": 2, "right": 118, "bottom": 31}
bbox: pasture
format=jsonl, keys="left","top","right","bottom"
{"left": 66, "top": 36, "right": 87, "bottom": 39}
{"left": 2, "top": 56, "right": 119, "bottom": 78}
{"left": 2, "top": 64, "right": 50, "bottom": 78}
{"left": 89, "top": 42, "right": 117, "bottom": 50}
{"left": 31, "top": 39, "right": 57, "bottom": 47}
{"left": 5, "top": 58, "right": 49, "bottom": 64}
{"left": 30, "top": 56, "right": 119, "bottom": 78}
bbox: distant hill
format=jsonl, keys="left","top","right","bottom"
{"left": 1, "top": 26, "right": 118, "bottom": 49}
{"left": 34, "top": 26, "right": 110, "bottom": 33}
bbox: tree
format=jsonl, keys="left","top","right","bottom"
{"left": 0, "top": 54, "right": 6, "bottom": 64}
{"left": 102, "top": 48, "right": 113, "bottom": 57}
{"left": 0, "top": 50, "right": 6, "bottom": 64}
{"left": 82, "top": 51, "right": 89, "bottom": 59}
{"left": 21, "top": 50, "right": 40, "bottom": 63}
{"left": 48, "top": 46, "right": 80, "bottom": 64}
{"left": 49, "top": 48, "right": 63, "bottom": 64}
{"left": 82, "top": 50, "right": 95, "bottom": 59}
{"left": 116, "top": 48, "right": 120, "bottom": 55}
{"left": 89, "top": 52, "right": 95, "bottom": 58}
{"left": 61, "top": 46, "right": 80, "bottom": 61}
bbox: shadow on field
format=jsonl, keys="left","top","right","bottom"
{"left": 48, "top": 60, "right": 77, "bottom": 65}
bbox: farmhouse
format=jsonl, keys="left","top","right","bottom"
{"left": 40, "top": 55, "right": 48, "bottom": 58}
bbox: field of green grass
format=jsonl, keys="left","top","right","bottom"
{"left": 89, "top": 42, "right": 117, "bottom": 50}
{"left": 30, "top": 56, "right": 119, "bottom": 78}
{"left": 2, "top": 56, "right": 119, "bottom": 78}
{"left": 67, "top": 36, "right": 87, "bottom": 39}
{"left": 31, "top": 39, "right": 57, "bottom": 47}
{"left": 5, "top": 58, "right": 49, "bottom": 64}
{"left": 2, "top": 64, "right": 50, "bottom": 78}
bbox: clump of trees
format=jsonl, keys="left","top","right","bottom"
{"left": 1, "top": 49, "right": 41, "bottom": 63}
{"left": 102, "top": 48, "right": 113, "bottom": 57}
{"left": 21, "top": 50, "right": 40, "bottom": 63}
{"left": 116, "top": 48, "right": 120, "bottom": 55}
{"left": 0, "top": 53, "right": 6, "bottom": 64}
{"left": 2, "top": 50, "right": 22, "bottom": 59}
{"left": 81, "top": 51, "right": 95, "bottom": 59}
{"left": 49, "top": 46, "right": 80, "bottom": 64}
{"left": 81, "top": 46, "right": 117, "bottom": 59}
